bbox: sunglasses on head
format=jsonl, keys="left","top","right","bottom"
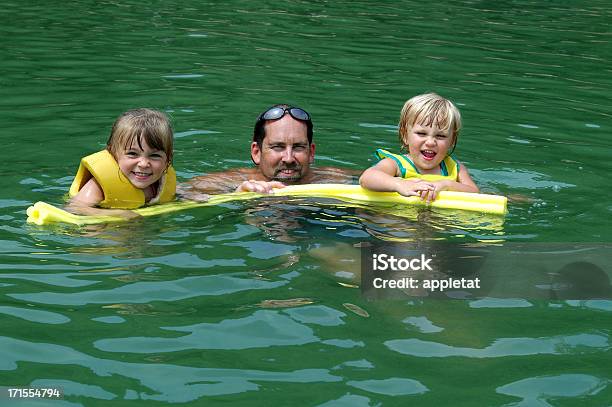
{"left": 258, "top": 106, "right": 311, "bottom": 122}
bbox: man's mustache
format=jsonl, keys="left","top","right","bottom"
{"left": 274, "top": 163, "right": 302, "bottom": 174}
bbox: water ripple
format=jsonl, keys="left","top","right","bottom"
{"left": 385, "top": 333, "right": 609, "bottom": 358}
{"left": 347, "top": 377, "right": 429, "bottom": 396}
{"left": 283, "top": 305, "right": 346, "bottom": 326}
{"left": 566, "top": 299, "right": 612, "bottom": 312}
{"left": 33, "top": 379, "right": 116, "bottom": 400}
{"left": 496, "top": 374, "right": 608, "bottom": 406}
{"left": 0, "top": 336, "right": 341, "bottom": 402}
{"left": 317, "top": 394, "right": 373, "bottom": 407}
{"left": 402, "top": 316, "right": 444, "bottom": 333}
{"left": 322, "top": 339, "right": 364, "bottom": 349}
{"left": 94, "top": 310, "right": 317, "bottom": 352}
{"left": 469, "top": 298, "right": 533, "bottom": 308}
{"left": 0, "top": 306, "right": 70, "bottom": 324}
{"left": 9, "top": 274, "right": 287, "bottom": 306}
{"left": 0, "top": 271, "right": 118, "bottom": 287}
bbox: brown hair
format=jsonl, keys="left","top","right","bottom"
{"left": 106, "top": 108, "right": 173, "bottom": 164}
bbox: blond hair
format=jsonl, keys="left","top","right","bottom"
{"left": 106, "top": 108, "right": 173, "bottom": 164}
{"left": 398, "top": 93, "right": 462, "bottom": 152}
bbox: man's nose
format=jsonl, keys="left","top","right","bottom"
{"left": 281, "top": 148, "right": 296, "bottom": 163}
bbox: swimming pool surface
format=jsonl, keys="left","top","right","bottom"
{"left": 1, "top": 1, "right": 611, "bottom": 405}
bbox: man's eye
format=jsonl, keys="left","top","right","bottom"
{"left": 271, "top": 146, "right": 285, "bottom": 151}
{"left": 293, "top": 146, "right": 306, "bottom": 151}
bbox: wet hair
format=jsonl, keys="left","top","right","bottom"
{"left": 398, "top": 93, "right": 462, "bottom": 154}
{"left": 106, "top": 108, "right": 173, "bottom": 164}
{"left": 253, "top": 104, "right": 313, "bottom": 147}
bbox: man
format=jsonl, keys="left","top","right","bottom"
{"left": 181, "top": 104, "right": 357, "bottom": 197}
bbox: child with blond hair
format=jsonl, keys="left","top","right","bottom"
{"left": 360, "top": 93, "right": 478, "bottom": 202}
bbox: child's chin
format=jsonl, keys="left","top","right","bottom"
{"left": 419, "top": 157, "right": 441, "bottom": 167}
{"left": 129, "top": 179, "right": 152, "bottom": 189}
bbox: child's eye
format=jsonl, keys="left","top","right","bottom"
{"left": 126, "top": 151, "right": 138, "bottom": 157}
{"left": 436, "top": 134, "right": 447, "bottom": 139}
{"left": 150, "top": 153, "right": 163, "bottom": 159}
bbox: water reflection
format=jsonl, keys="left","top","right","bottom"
{"left": 496, "top": 374, "right": 607, "bottom": 407}
{"left": 2, "top": 0, "right": 612, "bottom": 404}
{"left": 385, "top": 333, "right": 609, "bottom": 358}
{"left": 0, "top": 336, "right": 342, "bottom": 402}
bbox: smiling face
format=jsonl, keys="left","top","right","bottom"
{"left": 404, "top": 122, "right": 454, "bottom": 174}
{"left": 117, "top": 137, "right": 168, "bottom": 191}
{"left": 398, "top": 93, "right": 462, "bottom": 174}
{"left": 251, "top": 115, "right": 315, "bottom": 183}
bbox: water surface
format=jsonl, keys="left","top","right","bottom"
{"left": 1, "top": 1, "right": 611, "bottom": 405}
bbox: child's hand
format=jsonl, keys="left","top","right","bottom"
{"left": 418, "top": 181, "right": 450, "bottom": 203}
{"left": 396, "top": 179, "right": 434, "bottom": 197}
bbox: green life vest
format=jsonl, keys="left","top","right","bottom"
{"left": 375, "top": 149, "right": 459, "bottom": 181}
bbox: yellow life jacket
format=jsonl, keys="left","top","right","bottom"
{"left": 375, "top": 149, "right": 459, "bottom": 181}
{"left": 69, "top": 150, "right": 176, "bottom": 209}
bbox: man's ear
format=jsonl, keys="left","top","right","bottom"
{"left": 309, "top": 143, "right": 316, "bottom": 163}
{"left": 251, "top": 142, "right": 261, "bottom": 165}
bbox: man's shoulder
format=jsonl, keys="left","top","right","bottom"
{"left": 183, "top": 167, "right": 264, "bottom": 194}
{"left": 308, "top": 166, "right": 361, "bottom": 184}
{"left": 193, "top": 167, "right": 260, "bottom": 181}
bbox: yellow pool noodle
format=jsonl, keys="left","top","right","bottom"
{"left": 26, "top": 184, "right": 507, "bottom": 226}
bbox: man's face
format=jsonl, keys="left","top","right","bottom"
{"left": 251, "top": 115, "right": 315, "bottom": 183}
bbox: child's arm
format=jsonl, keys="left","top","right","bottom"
{"left": 66, "top": 178, "right": 141, "bottom": 219}
{"left": 359, "top": 158, "right": 434, "bottom": 197}
{"left": 70, "top": 178, "right": 104, "bottom": 207}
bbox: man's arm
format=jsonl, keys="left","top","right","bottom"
{"left": 309, "top": 166, "right": 361, "bottom": 184}
{"left": 177, "top": 168, "right": 285, "bottom": 199}
{"left": 177, "top": 171, "right": 245, "bottom": 199}
{"left": 178, "top": 166, "right": 360, "bottom": 200}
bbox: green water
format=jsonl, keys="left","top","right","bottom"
{"left": 1, "top": 1, "right": 611, "bottom": 405}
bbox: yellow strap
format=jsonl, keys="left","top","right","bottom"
{"left": 158, "top": 167, "right": 177, "bottom": 204}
